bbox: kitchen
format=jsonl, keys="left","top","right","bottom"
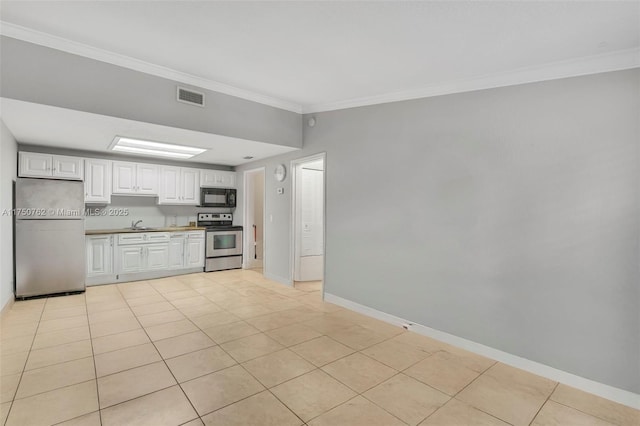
{"left": 1, "top": 2, "right": 639, "bottom": 426}
{"left": 13, "top": 148, "right": 251, "bottom": 296}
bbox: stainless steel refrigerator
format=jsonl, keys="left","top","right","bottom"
{"left": 15, "top": 178, "right": 86, "bottom": 298}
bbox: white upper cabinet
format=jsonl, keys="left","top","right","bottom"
{"left": 137, "top": 163, "right": 159, "bottom": 194}
{"left": 158, "top": 166, "right": 200, "bottom": 205}
{"left": 181, "top": 168, "right": 200, "bottom": 204}
{"left": 84, "top": 159, "right": 112, "bottom": 203}
{"left": 112, "top": 161, "right": 158, "bottom": 195}
{"left": 200, "top": 169, "right": 236, "bottom": 188}
{"left": 19, "top": 152, "right": 83, "bottom": 180}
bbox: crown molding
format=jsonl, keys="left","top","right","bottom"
{"left": 2, "top": 21, "right": 638, "bottom": 116}
{"left": 303, "top": 48, "right": 640, "bottom": 114}
{"left": 0, "top": 21, "right": 303, "bottom": 114}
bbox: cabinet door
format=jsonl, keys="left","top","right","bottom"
{"left": 19, "top": 152, "right": 52, "bottom": 178}
{"left": 145, "top": 244, "right": 170, "bottom": 270}
{"left": 158, "top": 166, "right": 181, "bottom": 204}
{"left": 86, "top": 236, "right": 113, "bottom": 276}
{"left": 168, "top": 235, "right": 186, "bottom": 269}
{"left": 181, "top": 169, "right": 200, "bottom": 205}
{"left": 137, "top": 164, "right": 159, "bottom": 195}
{"left": 216, "top": 171, "right": 236, "bottom": 188}
{"left": 84, "top": 159, "right": 112, "bottom": 203}
{"left": 185, "top": 233, "right": 205, "bottom": 268}
{"left": 53, "top": 156, "right": 83, "bottom": 180}
{"left": 118, "top": 245, "right": 144, "bottom": 273}
{"left": 112, "top": 162, "right": 137, "bottom": 194}
{"left": 200, "top": 169, "right": 217, "bottom": 187}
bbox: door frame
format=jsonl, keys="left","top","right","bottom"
{"left": 242, "top": 166, "right": 266, "bottom": 271}
{"left": 290, "top": 152, "right": 326, "bottom": 293}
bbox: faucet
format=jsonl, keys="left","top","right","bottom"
{"left": 131, "top": 220, "right": 143, "bottom": 229}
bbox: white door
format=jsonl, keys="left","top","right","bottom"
{"left": 137, "top": 164, "right": 159, "bottom": 194}
{"left": 181, "top": 168, "right": 200, "bottom": 205}
{"left": 168, "top": 235, "right": 185, "bottom": 269}
{"left": 118, "top": 246, "right": 144, "bottom": 273}
{"left": 53, "top": 156, "right": 83, "bottom": 180}
{"left": 19, "top": 152, "right": 52, "bottom": 178}
{"left": 185, "top": 234, "right": 205, "bottom": 268}
{"left": 112, "top": 162, "right": 137, "bottom": 194}
{"left": 159, "top": 166, "right": 181, "bottom": 203}
{"left": 293, "top": 157, "right": 325, "bottom": 282}
{"left": 146, "top": 244, "right": 170, "bottom": 270}
{"left": 85, "top": 159, "right": 111, "bottom": 203}
{"left": 86, "top": 236, "right": 112, "bottom": 276}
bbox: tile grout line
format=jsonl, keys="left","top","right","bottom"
{"left": 2, "top": 296, "right": 47, "bottom": 426}
{"left": 82, "top": 293, "right": 105, "bottom": 426}
{"left": 527, "top": 381, "right": 559, "bottom": 426}
{"left": 172, "top": 274, "right": 318, "bottom": 424}
{"left": 114, "top": 283, "right": 203, "bottom": 423}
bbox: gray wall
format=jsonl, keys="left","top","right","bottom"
{"left": 236, "top": 69, "right": 640, "bottom": 393}
{"left": 0, "top": 119, "right": 18, "bottom": 309}
{"left": 1, "top": 36, "right": 303, "bottom": 149}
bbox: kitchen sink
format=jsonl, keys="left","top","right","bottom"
{"left": 128, "top": 227, "right": 157, "bottom": 231}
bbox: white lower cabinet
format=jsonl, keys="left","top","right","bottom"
{"left": 86, "top": 235, "right": 113, "bottom": 276}
{"left": 168, "top": 231, "right": 205, "bottom": 270}
{"left": 185, "top": 232, "right": 205, "bottom": 268}
{"left": 118, "top": 245, "right": 145, "bottom": 273}
{"left": 87, "top": 230, "right": 204, "bottom": 285}
{"left": 169, "top": 233, "right": 186, "bottom": 269}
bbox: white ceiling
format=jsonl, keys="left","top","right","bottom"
{"left": 1, "top": 1, "right": 638, "bottom": 114}
{"left": 0, "top": 98, "right": 298, "bottom": 166}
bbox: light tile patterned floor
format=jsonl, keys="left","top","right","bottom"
{"left": 1, "top": 270, "right": 637, "bottom": 425}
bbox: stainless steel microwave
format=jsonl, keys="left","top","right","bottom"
{"left": 200, "top": 188, "right": 236, "bottom": 207}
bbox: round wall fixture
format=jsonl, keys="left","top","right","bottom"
{"left": 274, "top": 164, "right": 286, "bottom": 182}
{"left": 308, "top": 117, "right": 316, "bottom": 127}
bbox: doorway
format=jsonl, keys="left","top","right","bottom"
{"left": 291, "top": 154, "right": 325, "bottom": 296}
{"left": 243, "top": 167, "right": 265, "bottom": 273}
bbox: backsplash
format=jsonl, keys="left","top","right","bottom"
{"left": 85, "top": 196, "right": 232, "bottom": 229}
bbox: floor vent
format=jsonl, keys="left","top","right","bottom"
{"left": 177, "top": 86, "right": 205, "bottom": 107}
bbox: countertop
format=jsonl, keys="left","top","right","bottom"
{"left": 85, "top": 226, "right": 206, "bottom": 235}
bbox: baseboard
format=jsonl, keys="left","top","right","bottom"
{"left": 324, "top": 293, "right": 640, "bottom": 410}
{"left": 0, "top": 293, "right": 15, "bottom": 315}
{"left": 87, "top": 268, "right": 205, "bottom": 286}
{"left": 263, "top": 271, "right": 293, "bottom": 287}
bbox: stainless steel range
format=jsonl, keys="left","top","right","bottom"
{"left": 197, "top": 213, "right": 243, "bottom": 272}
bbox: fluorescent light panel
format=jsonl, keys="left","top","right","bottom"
{"left": 111, "top": 136, "right": 206, "bottom": 159}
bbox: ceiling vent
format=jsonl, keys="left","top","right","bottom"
{"left": 177, "top": 86, "right": 205, "bottom": 107}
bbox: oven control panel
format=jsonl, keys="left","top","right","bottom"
{"left": 198, "top": 213, "right": 232, "bottom": 221}
{"left": 197, "top": 212, "right": 234, "bottom": 227}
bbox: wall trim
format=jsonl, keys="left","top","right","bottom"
{"left": 0, "top": 294, "right": 15, "bottom": 315}
{"left": 0, "top": 21, "right": 303, "bottom": 114}
{"left": 3, "top": 22, "right": 638, "bottom": 116}
{"left": 324, "top": 292, "right": 640, "bottom": 410}
{"left": 303, "top": 48, "right": 640, "bottom": 113}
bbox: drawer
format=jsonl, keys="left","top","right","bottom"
{"left": 186, "top": 231, "right": 204, "bottom": 239}
{"left": 118, "top": 233, "right": 146, "bottom": 245}
{"left": 118, "top": 232, "right": 170, "bottom": 245}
